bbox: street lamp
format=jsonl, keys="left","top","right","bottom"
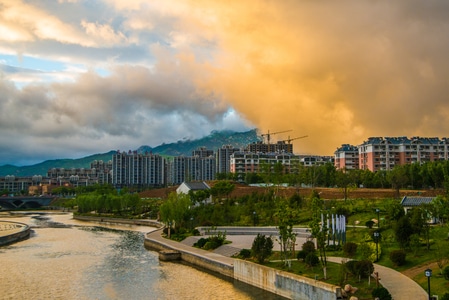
{"left": 373, "top": 231, "right": 380, "bottom": 262}
{"left": 253, "top": 211, "right": 257, "bottom": 226}
{"left": 375, "top": 208, "right": 380, "bottom": 228}
{"left": 424, "top": 268, "right": 432, "bottom": 300}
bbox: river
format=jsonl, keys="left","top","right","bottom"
{"left": 0, "top": 212, "right": 282, "bottom": 300}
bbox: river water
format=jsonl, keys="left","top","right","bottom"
{"left": 0, "top": 212, "right": 282, "bottom": 300}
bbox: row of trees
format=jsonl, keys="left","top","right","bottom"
{"left": 218, "top": 160, "right": 449, "bottom": 194}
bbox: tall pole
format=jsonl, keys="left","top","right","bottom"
{"left": 425, "top": 269, "right": 432, "bottom": 300}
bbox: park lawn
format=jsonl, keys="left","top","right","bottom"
{"left": 414, "top": 269, "right": 449, "bottom": 297}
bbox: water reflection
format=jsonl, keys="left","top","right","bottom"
{"left": 0, "top": 212, "right": 284, "bottom": 300}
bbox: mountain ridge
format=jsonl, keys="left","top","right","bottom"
{"left": 0, "top": 129, "right": 260, "bottom": 176}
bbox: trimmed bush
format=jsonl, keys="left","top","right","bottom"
{"left": 372, "top": 287, "right": 392, "bottom": 300}
{"left": 238, "top": 248, "right": 251, "bottom": 259}
{"left": 305, "top": 253, "right": 320, "bottom": 267}
{"left": 302, "top": 240, "right": 316, "bottom": 253}
{"left": 193, "top": 238, "right": 208, "bottom": 248}
{"left": 366, "top": 220, "right": 375, "bottom": 229}
{"left": 297, "top": 250, "right": 307, "bottom": 261}
{"left": 389, "top": 249, "right": 406, "bottom": 266}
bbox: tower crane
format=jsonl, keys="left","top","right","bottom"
{"left": 260, "top": 129, "right": 292, "bottom": 144}
{"left": 282, "top": 135, "right": 308, "bottom": 144}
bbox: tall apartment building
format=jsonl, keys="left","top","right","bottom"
{"left": 334, "top": 144, "right": 359, "bottom": 170}
{"left": 335, "top": 137, "right": 449, "bottom": 172}
{"left": 112, "top": 151, "right": 165, "bottom": 187}
{"left": 246, "top": 141, "right": 293, "bottom": 154}
{"left": 167, "top": 150, "right": 216, "bottom": 185}
{"left": 230, "top": 152, "right": 300, "bottom": 181}
{"left": 216, "top": 145, "right": 241, "bottom": 174}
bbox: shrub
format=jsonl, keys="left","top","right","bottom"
{"left": 193, "top": 238, "right": 208, "bottom": 248}
{"left": 372, "top": 287, "right": 392, "bottom": 300}
{"left": 238, "top": 249, "right": 251, "bottom": 259}
{"left": 345, "top": 260, "right": 359, "bottom": 277}
{"left": 443, "top": 265, "right": 449, "bottom": 280}
{"left": 441, "top": 293, "right": 449, "bottom": 300}
{"left": 356, "top": 260, "right": 374, "bottom": 279}
{"left": 203, "top": 240, "right": 219, "bottom": 250}
{"left": 302, "top": 240, "right": 316, "bottom": 254}
{"left": 343, "top": 242, "right": 358, "bottom": 258}
{"left": 389, "top": 249, "right": 406, "bottom": 266}
{"left": 297, "top": 250, "right": 307, "bottom": 261}
{"left": 305, "top": 253, "right": 319, "bottom": 267}
{"left": 366, "top": 220, "right": 375, "bottom": 228}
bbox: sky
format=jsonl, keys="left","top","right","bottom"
{"left": 1, "top": 1, "right": 449, "bottom": 166}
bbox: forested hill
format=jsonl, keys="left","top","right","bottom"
{"left": 0, "top": 129, "right": 260, "bottom": 176}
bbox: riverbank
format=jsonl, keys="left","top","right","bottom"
{"left": 73, "top": 215, "right": 162, "bottom": 227}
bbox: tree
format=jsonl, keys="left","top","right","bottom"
{"left": 394, "top": 216, "right": 414, "bottom": 249}
{"left": 210, "top": 181, "right": 235, "bottom": 202}
{"left": 309, "top": 191, "right": 328, "bottom": 278}
{"left": 335, "top": 168, "right": 354, "bottom": 201}
{"left": 159, "top": 192, "right": 191, "bottom": 231}
{"left": 387, "top": 165, "right": 408, "bottom": 198}
{"left": 276, "top": 199, "right": 297, "bottom": 269}
{"left": 251, "top": 234, "right": 273, "bottom": 264}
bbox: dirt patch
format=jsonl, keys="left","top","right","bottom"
{"left": 139, "top": 182, "right": 442, "bottom": 201}
{"left": 401, "top": 262, "right": 439, "bottom": 278}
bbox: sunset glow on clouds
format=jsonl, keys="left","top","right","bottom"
{"left": 1, "top": 0, "right": 449, "bottom": 165}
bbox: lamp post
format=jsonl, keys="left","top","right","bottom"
{"left": 373, "top": 231, "right": 380, "bottom": 262}
{"left": 253, "top": 211, "right": 257, "bottom": 226}
{"left": 424, "top": 268, "right": 432, "bottom": 300}
{"left": 375, "top": 208, "right": 380, "bottom": 228}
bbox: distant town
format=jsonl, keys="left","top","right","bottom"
{"left": 1, "top": 134, "right": 449, "bottom": 196}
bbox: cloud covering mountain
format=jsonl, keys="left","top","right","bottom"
{"left": 1, "top": 1, "right": 449, "bottom": 165}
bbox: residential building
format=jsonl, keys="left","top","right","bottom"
{"left": 230, "top": 152, "right": 301, "bottom": 181}
{"left": 334, "top": 144, "right": 359, "bottom": 170}
{"left": 335, "top": 136, "right": 449, "bottom": 172}
{"left": 112, "top": 150, "right": 165, "bottom": 188}
{"left": 216, "top": 145, "right": 241, "bottom": 174}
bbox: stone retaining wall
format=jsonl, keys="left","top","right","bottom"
{"left": 144, "top": 230, "right": 234, "bottom": 278}
{"left": 234, "top": 260, "right": 342, "bottom": 300}
{"left": 0, "top": 221, "right": 31, "bottom": 246}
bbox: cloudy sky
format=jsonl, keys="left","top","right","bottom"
{"left": 1, "top": 0, "right": 449, "bottom": 166}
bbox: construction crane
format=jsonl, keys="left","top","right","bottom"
{"left": 260, "top": 129, "right": 292, "bottom": 144}
{"left": 282, "top": 135, "right": 308, "bottom": 144}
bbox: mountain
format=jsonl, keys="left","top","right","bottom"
{"left": 0, "top": 151, "right": 117, "bottom": 177}
{"left": 0, "top": 129, "right": 261, "bottom": 176}
{"left": 137, "top": 129, "right": 260, "bottom": 156}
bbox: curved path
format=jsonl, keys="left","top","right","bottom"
{"left": 327, "top": 257, "right": 428, "bottom": 300}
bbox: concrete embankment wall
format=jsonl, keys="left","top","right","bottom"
{"left": 234, "top": 260, "right": 341, "bottom": 300}
{"left": 0, "top": 222, "right": 31, "bottom": 246}
{"left": 144, "top": 230, "right": 234, "bottom": 278}
{"left": 73, "top": 215, "right": 162, "bottom": 228}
